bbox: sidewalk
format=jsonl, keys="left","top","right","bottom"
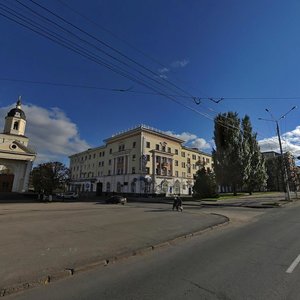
{"left": 200, "top": 192, "right": 294, "bottom": 208}
{"left": 0, "top": 202, "right": 227, "bottom": 296}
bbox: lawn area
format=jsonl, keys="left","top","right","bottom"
{"left": 199, "top": 191, "right": 279, "bottom": 201}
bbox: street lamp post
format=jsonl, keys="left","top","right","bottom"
{"left": 259, "top": 106, "right": 297, "bottom": 201}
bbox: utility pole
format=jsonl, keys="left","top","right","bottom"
{"left": 259, "top": 106, "right": 297, "bottom": 201}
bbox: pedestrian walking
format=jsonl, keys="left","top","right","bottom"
{"left": 176, "top": 196, "right": 183, "bottom": 212}
{"left": 172, "top": 196, "right": 178, "bottom": 210}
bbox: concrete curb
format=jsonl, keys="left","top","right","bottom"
{"left": 0, "top": 214, "right": 229, "bottom": 298}
{"left": 202, "top": 202, "right": 285, "bottom": 209}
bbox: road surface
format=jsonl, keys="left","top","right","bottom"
{"left": 7, "top": 201, "right": 300, "bottom": 299}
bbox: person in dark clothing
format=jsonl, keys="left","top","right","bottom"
{"left": 172, "top": 196, "right": 178, "bottom": 210}
{"left": 176, "top": 197, "right": 183, "bottom": 212}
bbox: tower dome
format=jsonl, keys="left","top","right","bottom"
{"left": 6, "top": 98, "right": 26, "bottom": 120}
{"left": 4, "top": 97, "right": 27, "bottom": 136}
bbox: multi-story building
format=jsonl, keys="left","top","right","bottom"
{"left": 69, "top": 125, "right": 212, "bottom": 196}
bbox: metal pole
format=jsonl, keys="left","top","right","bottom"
{"left": 276, "top": 121, "right": 291, "bottom": 201}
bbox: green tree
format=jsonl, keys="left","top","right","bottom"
{"left": 241, "top": 115, "right": 267, "bottom": 194}
{"left": 213, "top": 112, "right": 243, "bottom": 195}
{"left": 265, "top": 157, "right": 282, "bottom": 191}
{"left": 193, "top": 166, "right": 218, "bottom": 199}
{"left": 31, "top": 161, "right": 70, "bottom": 194}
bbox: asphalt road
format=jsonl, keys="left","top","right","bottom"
{"left": 7, "top": 201, "right": 300, "bottom": 300}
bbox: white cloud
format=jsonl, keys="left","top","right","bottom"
{"left": 171, "top": 58, "right": 189, "bottom": 68}
{"left": 165, "top": 131, "right": 196, "bottom": 142}
{"left": 258, "top": 125, "right": 300, "bottom": 158}
{"left": 191, "top": 138, "right": 211, "bottom": 150}
{"left": 165, "top": 130, "right": 211, "bottom": 151}
{"left": 159, "top": 74, "right": 168, "bottom": 79}
{"left": 158, "top": 67, "right": 169, "bottom": 73}
{"left": 0, "top": 103, "right": 90, "bottom": 164}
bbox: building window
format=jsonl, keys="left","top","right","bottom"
{"left": 108, "top": 170, "right": 111, "bottom": 175}
{"left": 175, "top": 149, "right": 178, "bottom": 155}
{"left": 146, "top": 154, "right": 150, "bottom": 161}
{"left": 109, "top": 148, "right": 112, "bottom": 154}
{"left": 168, "top": 147, "right": 171, "bottom": 153}
{"left": 102, "top": 161, "right": 104, "bottom": 166}
{"left": 182, "top": 172, "right": 186, "bottom": 177}
{"left": 89, "top": 155, "right": 91, "bottom": 159}
{"left": 93, "top": 154, "right": 96, "bottom": 159}
{"left": 102, "top": 151, "right": 105, "bottom": 157}
{"left": 146, "top": 142, "right": 150, "bottom": 148}
{"left": 175, "top": 171, "right": 179, "bottom": 177}
{"left": 132, "top": 167, "right": 136, "bottom": 174}
{"left": 182, "top": 162, "right": 185, "bottom": 168}
{"left": 131, "top": 181, "right": 136, "bottom": 193}
{"left": 99, "top": 152, "right": 102, "bottom": 157}
{"left": 109, "top": 159, "right": 112, "bottom": 165}
{"left": 181, "top": 152, "right": 185, "bottom": 157}
{"left": 162, "top": 145, "right": 166, "bottom": 152}
{"left": 156, "top": 144, "right": 159, "bottom": 150}
{"left": 192, "top": 154, "right": 196, "bottom": 160}
{"left": 132, "top": 154, "right": 136, "bottom": 161}
{"left": 175, "top": 160, "right": 178, "bottom": 166}
{"left": 133, "top": 142, "right": 136, "bottom": 148}
{"left": 106, "top": 182, "right": 111, "bottom": 192}
{"left": 13, "top": 121, "right": 19, "bottom": 130}
{"left": 206, "top": 158, "right": 210, "bottom": 163}
{"left": 146, "top": 167, "right": 150, "bottom": 174}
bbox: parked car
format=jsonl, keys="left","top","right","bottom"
{"left": 105, "top": 195, "right": 127, "bottom": 205}
{"left": 61, "top": 192, "right": 79, "bottom": 200}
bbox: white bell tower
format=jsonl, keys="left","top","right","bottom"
{"left": 4, "top": 96, "right": 27, "bottom": 136}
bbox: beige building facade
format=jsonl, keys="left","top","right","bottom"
{"left": 69, "top": 125, "right": 212, "bottom": 196}
{"left": 0, "top": 98, "right": 36, "bottom": 192}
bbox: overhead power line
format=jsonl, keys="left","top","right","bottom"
{"left": 27, "top": 0, "right": 195, "bottom": 99}
{"left": 0, "top": 0, "right": 278, "bottom": 140}
{"left": 0, "top": 2, "right": 191, "bottom": 104}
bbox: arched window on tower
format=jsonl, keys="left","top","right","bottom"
{"left": 13, "top": 121, "right": 19, "bottom": 130}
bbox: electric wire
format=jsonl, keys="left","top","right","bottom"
{"left": 0, "top": 2, "right": 224, "bottom": 127}
{"left": 0, "top": 3, "right": 193, "bottom": 106}
{"left": 0, "top": 1, "right": 292, "bottom": 142}
{"left": 12, "top": 0, "right": 189, "bottom": 99}
{"left": 55, "top": 0, "right": 213, "bottom": 100}
{"left": 27, "top": 0, "right": 196, "bottom": 99}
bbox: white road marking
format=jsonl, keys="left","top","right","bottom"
{"left": 286, "top": 254, "right": 300, "bottom": 273}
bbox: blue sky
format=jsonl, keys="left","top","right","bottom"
{"left": 1, "top": 0, "right": 300, "bottom": 164}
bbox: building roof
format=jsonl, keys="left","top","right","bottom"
{"left": 182, "top": 145, "right": 212, "bottom": 157}
{"left": 69, "top": 125, "right": 212, "bottom": 158}
{"left": 6, "top": 99, "right": 26, "bottom": 120}
{"left": 104, "top": 125, "right": 185, "bottom": 144}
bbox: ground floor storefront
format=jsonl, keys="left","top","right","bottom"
{"left": 69, "top": 174, "right": 194, "bottom": 196}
